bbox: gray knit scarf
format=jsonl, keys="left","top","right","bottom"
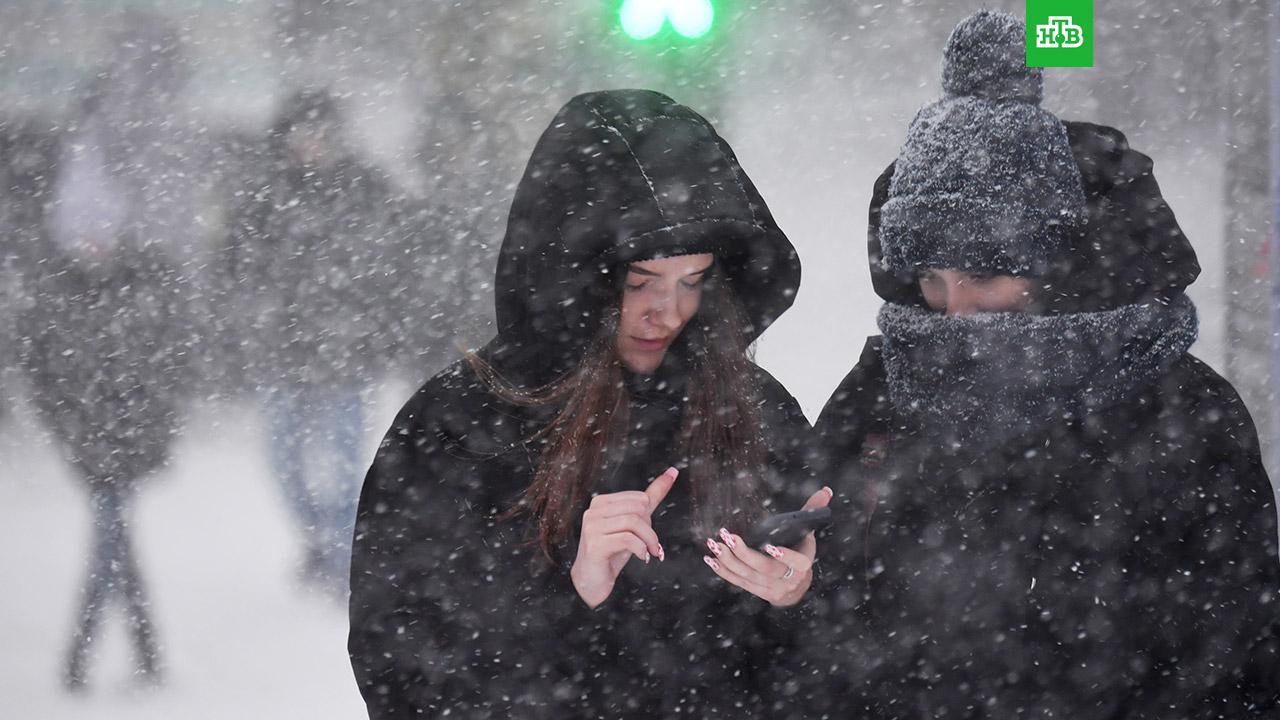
{"left": 878, "top": 294, "right": 1198, "bottom": 452}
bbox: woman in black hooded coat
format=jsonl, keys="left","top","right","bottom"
{"left": 348, "top": 90, "right": 825, "bottom": 719}
{"left": 807, "top": 12, "right": 1280, "bottom": 719}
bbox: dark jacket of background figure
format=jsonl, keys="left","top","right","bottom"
{"left": 7, "top": 115, "right": 193, "bottom": 491}
{"left": 225, "top": 89, "right": 400, "bottom": 390}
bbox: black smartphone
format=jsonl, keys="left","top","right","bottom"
{"left": 743, "top": 507, "right": 832, "bottom": 549}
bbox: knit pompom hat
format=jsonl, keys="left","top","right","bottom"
{"left": 878, "top": 10, "right": 1086, "bottom": 276}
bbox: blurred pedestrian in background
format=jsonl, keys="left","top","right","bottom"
{"left": 225, "top": 88, "right": 399, "bottom": 599}
{"left": 11, "top": 11, "right": 200, "bottom": 690}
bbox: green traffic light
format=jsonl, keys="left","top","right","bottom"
{"left": 618, "top": 0, "right": 715, "bottom": 41}
{"left": 669, "top": 0, "right": 714, "bottom": 39}
{"left": 620, "top": 0, "right": 666, "bottom": 40}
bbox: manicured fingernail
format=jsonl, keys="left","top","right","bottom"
{"left": 665, "top": 466, "right": 679, "bottom": 478}
{"left": 644, "top": 551, "right": 651, "bottom": 564}
{"left": 764, "top": 544, "right": 784, "bottom": 559}
{"left": 706, "top": 538, "right": 723, "bottom": 557}
{"left": 703, "top": 556, "right": 720, "bottom": 571}
{"left": 656, "top": 544, "right": 665, "bottom": 562}
{"left": 823, "top": 486, "right": 834, "bottom": 498}
{"left": 718, "top": 528, "right": 737, "bottom": 549}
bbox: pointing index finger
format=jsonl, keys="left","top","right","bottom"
{"left": 801, "top": 486, "right": 834, "bottom": 511}
{"left": 644, "top": 467, "right": 679, "bottom": 513}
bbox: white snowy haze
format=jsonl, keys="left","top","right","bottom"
{"left": 0, "top": 0, "right": 1275, "bottom": 717}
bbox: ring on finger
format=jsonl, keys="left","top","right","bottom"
{"left": 782, "top": 565, "right": 796, "bottom": 580}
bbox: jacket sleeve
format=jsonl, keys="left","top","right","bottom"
{"left": 1028, "top": 359, "right": 1280, "bottom": 716}
{"left": 808, "top": 337, "right": 892, "bottom": 611}
{"left": 793, "top": 340, "right": 891, "bottom": 717}
{"left": 758, "top": 366, "right": 820, "bottom": 507}
{"left": 742, "top": 368, "right": 824, "bottom": 713}
{"left": 1138, "top": 361, "right": 1280, "bottom": 714}
{"left": 347, "top": 388, "right": 574, "bottom": 719}
{"left": 813, "top": 337, "right": 887, "bottom": 480}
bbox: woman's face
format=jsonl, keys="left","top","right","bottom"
{"left": 616, "top": 253, "right": 715, "bottom": 374}
{"left": 919, "top": 268, "right": 1035, "bottom": 315}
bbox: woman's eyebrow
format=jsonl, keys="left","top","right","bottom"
{"left": 627, "top": 263, "right": 713, "bottom": 277}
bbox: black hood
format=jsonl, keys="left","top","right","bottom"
{"left": 868, "top": 120, "right": 1200, "bottom": 313}
{"left": 488, "top": 89, "right": 800, "bottom": 382}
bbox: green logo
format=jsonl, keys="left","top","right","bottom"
{"left": 1025, "top": 0, "right": 1093, "bottom": 67}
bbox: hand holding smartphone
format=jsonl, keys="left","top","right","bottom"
{"left": 742, "top": 506, "right": 832, "bottom": 549}
{"left": 702, "top": 487, "right": 834, "bottom": 608}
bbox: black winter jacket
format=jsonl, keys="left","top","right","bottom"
{"left": 348, "top": 90, "right": 812, "bottom": 719}
{"left": 812, "top": 339, "right": 1279, "bottom": 718}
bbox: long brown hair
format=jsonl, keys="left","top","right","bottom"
{"left": 468, "top": 263, "right": 769, "bottom": 560}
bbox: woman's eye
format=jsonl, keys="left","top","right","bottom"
{"left": 679, "top": 278, "right": 705, "bottom": 289}
{"left": 625, "top": 280, "right": 648, "bottom": 291}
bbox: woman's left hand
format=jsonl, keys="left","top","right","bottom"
{"left": 703, "top": 486, "right": 833, "bottom": 607}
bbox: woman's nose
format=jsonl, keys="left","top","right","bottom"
{"left": 648, "top": 293, "right": 683, "bottom": 331}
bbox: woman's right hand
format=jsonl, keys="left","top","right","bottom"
{"left": 570, "top": 466, "right": 678, "bottom": 608}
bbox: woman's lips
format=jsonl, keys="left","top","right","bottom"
{"left": 631, "top": 336, "right": 669, "bottom": 351}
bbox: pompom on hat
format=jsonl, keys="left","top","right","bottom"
{"left": 942, "top": 10, "right": 1042, "bottom": 103}
{"left": 878, "top": 10, "right": 1086, "bottom": 276}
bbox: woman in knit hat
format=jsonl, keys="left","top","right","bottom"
{"left": 808, "top": 11, "right": 1279, "bottom": 717}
